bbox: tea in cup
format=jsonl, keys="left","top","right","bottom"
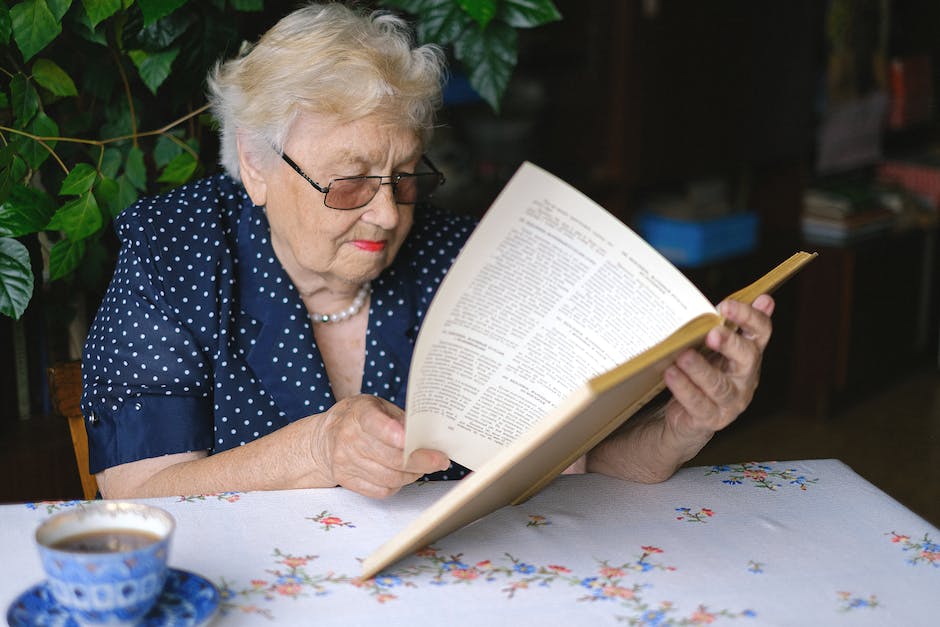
{"left": 35, "top": 502, "right": 175, "bottom": 625}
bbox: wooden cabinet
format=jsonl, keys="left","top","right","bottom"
{"left": 790, "top": 225, "right": 939, "bottom": 417}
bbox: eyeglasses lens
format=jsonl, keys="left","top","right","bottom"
{"left": 325, "top": 174, "right": 440, "bottom": 210}
{"left": 326, "top": 179, "right": 380, "bottom": 210}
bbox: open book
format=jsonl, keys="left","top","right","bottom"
{"left": 361, "top": 162, "right": 816, "bottom": 578}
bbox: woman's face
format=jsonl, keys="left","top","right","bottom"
{"left": 241, "top": 112, "right": 422, "bottom": 289}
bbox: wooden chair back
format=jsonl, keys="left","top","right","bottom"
{"left": 47, "top": 361, "right": 98, "bottom": 500}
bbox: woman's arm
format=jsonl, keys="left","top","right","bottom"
{"left": 96, "top": 394, "right": 450, "bottom": 499}
{"left": 587, "top": 295, "right": 775, "bottom": 483}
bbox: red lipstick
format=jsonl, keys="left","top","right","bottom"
{"left": 352, "top": 240, "right": 386, "bottom": 252}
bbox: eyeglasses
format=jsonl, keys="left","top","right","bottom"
{"left": 279, "top": 152, "right": 445, "bottom": 210}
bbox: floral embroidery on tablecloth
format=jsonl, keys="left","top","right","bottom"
{"left": 307, "top": 510, "right": 356, "bottom": 531}
{"left": 217, "top": 545, "right": 756, "bottom": 624}
{"left": 705, "top": 462, "right": 818, "bottom": 491}
{"left": 675, "top": 507, "right": 714, "bottom": 523}
{"left": 24, "top": 500, "right": 88, "bottom": 514}
{"left": 887, "top": 531, "right": 940, "bottom": 567}
{"left": 220, "top": 549, "right": 352, "bottom": 616}
{"left": 746, "top": 561, "right": 764, "bottom": 574}
{"left": 177, "top": 491, "right": 241, "bottom": 503}
{"left": 526, "top": 514, "right": 550, "bottom": 527}
{"left": 836, "top": 591, "right": 879, "bottom": 612}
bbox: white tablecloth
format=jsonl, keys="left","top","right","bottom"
{"left": 1, "top": 459, "right": 937, "bottom": 626}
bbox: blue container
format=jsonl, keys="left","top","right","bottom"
{"left": 638, "top": 212, "right": 760, "bottom": 267}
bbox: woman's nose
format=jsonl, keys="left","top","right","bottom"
{"left": 361, "top": 182, "right": 400, "bottom": 229}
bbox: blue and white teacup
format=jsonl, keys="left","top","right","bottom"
{"left": 35, "top": 502, "right": 175, "bottom": 625}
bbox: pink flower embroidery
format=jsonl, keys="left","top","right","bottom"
{"left": 600, "top": 566, "right": 625, "bottom": 578}
{"left": 602, "top": 585, "right": 635, "bottom": 599}
{"left": 274, "top": 582, "right": 302, "bottom": 597}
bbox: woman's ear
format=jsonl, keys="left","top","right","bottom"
{"left": 237, "top": 131, "right": 269, "bottom": 206}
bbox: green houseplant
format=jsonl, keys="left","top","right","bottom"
{"left": 0, "top": 0, "right": 561, "bottom": 325}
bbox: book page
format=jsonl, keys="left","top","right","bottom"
{"left": 404, "top": 162, "right": 716, "bottom": 470}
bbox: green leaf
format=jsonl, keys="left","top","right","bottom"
{"left": 229, "top": 0, "right": 262, "bottom": 10}
{"left": 48, "top": 236, "right": 85, "bottom": 281}
{"left": 59, "top": 163, "right": 98, "bottom": 196}
{"left": 497, "top": 0, "right": 562, "bottom": 28}
{"left": 153, "top": 134, "right": 182, "bottom": 168}
{"left": 81, "top": 0, "right": 121, "bottom": 27}
{"left": 32, "top": 58, "right": 78, "bottom": 97}
{"left": 123, "top": 146, "right": 147, "bottom": 191}
{"left": 0, "top": 4, "right": 12, "bottom": 45}
{"left": 0, "top": 153, "right": 28, "bottom": 207}
{"left": 46, "top": 191, "right": 103, "bottom": 240}
{"left": 458, "top": 0, "right": 496, "bottom": 29}
{"left": 10, "top": 73, "right": 40, "bottom": 126}
{"left": 137, "top": 0, "right": 186, "bottom": 26}
{"left": 0, "top": 237, "right": 34, "bottom": 319}
{"left": 116, "top": 172, "right": 139, "bottom": 210}
{"left": 135, "top": 9, "right": 193, "bottom": 48}
{"left": 0, "top": 184, "right": 57, "bottom": 236}
{"left": 128, "top": 47, "right": 180, "bottom": 94}
{"left": 157, "top": 151, "right": 196, "bottom": 184}
{"left": 46, "top": 0, "right": 72, "bottom": 21}
{"left": 454, "top": 20, "right": 516, "bottom": 112}
{"left": 14, "top": 112, "right": 59, "bottom": 170}
{"left": 100, "top": 147, "right": 122, "bottom": 178}
{"left": 414, "top": 0, "right": 472, "bottom": 46}
{"left": 93, "top": 176, "right": 123, "bottom": 217}
{"left": 70, "top": 5, "right": 108, "bottom": 45}
{"left": 10, "top": 0, "right": 61, "bottom": 61}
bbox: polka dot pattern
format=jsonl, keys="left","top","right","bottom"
{"left": 81, "top": 173, "right": 475, "bottom": 482}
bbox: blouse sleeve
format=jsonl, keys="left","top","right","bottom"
{"left": 81, "top": 208, "right": 215, "bottom": 474}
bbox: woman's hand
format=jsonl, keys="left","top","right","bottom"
{"left": 314, "top": 395, "right": 450, "bottom": 498}
{"left": 660, "top": 294, "right": 775, "bottom": 458}
{"left": 587, "top": 294, "right": 775, "bottom": 483}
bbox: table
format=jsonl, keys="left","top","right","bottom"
{"left": 2, "top": 459, "right": 938, "bottom": 625}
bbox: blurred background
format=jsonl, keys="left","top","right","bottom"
{"left": 2, "top": 1, "right": 938, "bottom": 526}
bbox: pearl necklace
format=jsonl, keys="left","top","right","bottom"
{"left": 309, "top": 282, "right": 372, "bottom": 324}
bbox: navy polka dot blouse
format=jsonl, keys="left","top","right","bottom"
{"left": 81, "top": 174, "right": 476, "bottom": 480}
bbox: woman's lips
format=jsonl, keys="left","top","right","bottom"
{"left": 351, "top": 239, "right": 387, "bottom": 252}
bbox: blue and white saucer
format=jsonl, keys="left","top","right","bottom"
{"left": 7, "top": 568, "right": 220, "bottom": 627}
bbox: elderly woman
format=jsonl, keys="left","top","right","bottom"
{"left": 81, "top": 3, "right": 775, "bottom": 499}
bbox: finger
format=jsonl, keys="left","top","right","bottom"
{"left": 752, "top": 293, "right": 775, "bottom": 316}
{"left": 664, "top": 354, "right": 720, "bottom": 422}
{"left": 357, "top": 406, "right": 407, "bottom": 449}
{"left": 672, "top": 349, "right": 742, "bottom": 417}
{"left": 339, "top": 452, "right": 425, "bottom": 494}
{"left": 404, "top": 448, "right": 451, "bottom": 474}
{"left": 705, "top": 324, "right": 761, "bottom": 380}
{"left": 718, "top": 299, "right": 773, "bottom": 350}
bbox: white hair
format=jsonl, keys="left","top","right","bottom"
{"left": 206, "top": 2, "right": 446, "bottom": 181}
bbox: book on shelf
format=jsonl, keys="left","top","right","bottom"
{"left": 361, "top": 162, "right": 816, "bottom": 579}
{"left": 801, "top": 207, "right": 896, "bottom": 245}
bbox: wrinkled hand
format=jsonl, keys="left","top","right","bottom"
{"left": 661, "top": 294, "right": 775, "bottom": 456}
{"left": 314, "top": 395, "right": 449, "bottom": 498}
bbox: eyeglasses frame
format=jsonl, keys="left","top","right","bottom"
{"left": 279, "top": 152, "right": 445, "bottom": 210}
